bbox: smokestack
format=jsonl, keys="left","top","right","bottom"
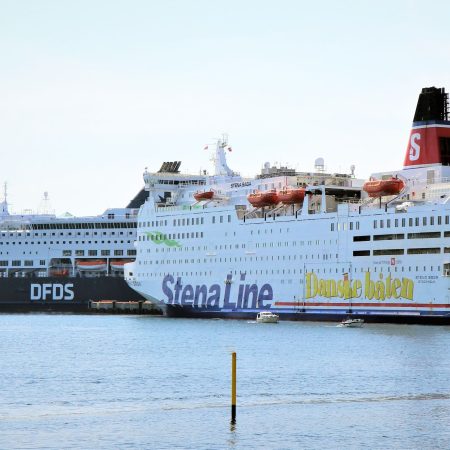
{"left": 403, "top": 87, "right": 450, "bottom": 168}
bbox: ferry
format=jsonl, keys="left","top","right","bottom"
{"left": 125, "top": 87, "right": 450, "bottom": 324}
{"left": 0, "top": 188, "right": 150, "bottom": 311}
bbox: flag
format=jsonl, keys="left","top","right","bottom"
{"left": 204, "top": 145, "right": 208, "bottom": 150}
{"left": 227, "top": 146, "right": 232, "bottom": 152}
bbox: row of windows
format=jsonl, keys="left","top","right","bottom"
{"left": 2, "top": 231, "right": 134, "bottom": 238}
{"left": 136, "top": 264, "right": 441, "bottom": 279}
{"left": 1, "top": 240, "right": 132, "bottom": 246}
{"left": 330, "top": 221, "right": 360, "bottom": 231}
{"left": 373, "top": 215, "right": 448, "bottom": 229}
{"left": 30, "top": 221, "right": 136, "bottom": 230}
{"left": 354, "top": 232, "right": 442, "bottom": 241}
{"left": 0, "top": 260, "right": 46, "bottom": 267}
{"left": 62, "top": 249, "right": 136, "bottom": 257}
{"left": 354, "top": 248, "right": 443, "bottom": 256}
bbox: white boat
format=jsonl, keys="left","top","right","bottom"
{"left": 339, "top": 318, "right": 364, "bottom": 328}
{"left": 256, "top": 311, "right": 279, "bottom": 323}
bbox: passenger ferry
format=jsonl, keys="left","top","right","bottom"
{"left": 0, "top": 188, "right": 148, "bottom": 311}
{"left": 125, "top": 87, "right": 450, "bottom": 324}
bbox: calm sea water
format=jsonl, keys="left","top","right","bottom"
{"left": 1, "top": 315, "right": 450, "bottom": 449}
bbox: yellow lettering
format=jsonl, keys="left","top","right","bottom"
{"left": 392, "top": 279, "right": 401, "bottom": 298}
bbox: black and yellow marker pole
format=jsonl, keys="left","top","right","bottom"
{"left": 231, "top": 351, "right": 237, "bottom": 423}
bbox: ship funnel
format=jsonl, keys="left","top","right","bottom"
{"left": 403, "top": 87, "right": 450, "bottom": 168}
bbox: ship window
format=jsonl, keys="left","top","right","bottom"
{"left": 349, "top": 222, "right": 353, "bottom": 230}
{"left": 380, "top": 220, "right": 384, "bottom": 228}
{"left": 63, "top": 250, "right": 71, "bottom": 256}
{"left": 88, "top": 250, "right": 97, "bottom": 256}
{"left": 75, "top": 250, "right": 84, "bottom": 256}
{"left": 353, "top": 235, "right": 370, "bottom": 242}
{"left": 373, "top": 249, "right": 404, "bottom": 256}
{"left": 373, "top": 234, "right": 404, "bottom": 241}
{"left": 409, "top": 218, "right": 413, "bottom": 226}
{"left": 395, "top": 219, "right": 398, "bottom": 227}
{"left": 212, "top": 216, "right": 215, "bottom": 224}
{"left": 331, "top": 223, "right": 334, "bottom": 231}
{"left": 430, "top": 216, "right": 435, "bottom": 225}
{"left": 407, "top": 248, "right": 440, "bottom": 254}
{"left": 409, "top": 232, "right": 440, "bottom": 239}
{"left": 438, "top": 216, "right": 442, "bottom": 225}
{"left": 423, "top": 217, "right": 427, "bottom": 226}
{"left": 373, "top": 220, "right": 377, "bottom": 229}
{"left": 415, "top": 218, "right": 419, "bottom": 226}
{"left": 220, "top": 216, "right": 223, "bottom": 223}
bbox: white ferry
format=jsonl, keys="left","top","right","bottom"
{"left": 0, "top": 188, "right": 149, "bottom": 311}
{"left": 125, "top": 87, "right": 450, "bottom": 324}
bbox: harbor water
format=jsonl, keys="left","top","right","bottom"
{"left": 1, "top": 315, "right": 450, "bottom": 449}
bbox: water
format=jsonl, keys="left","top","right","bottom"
{"left": 1, "top": 315, "right": 450, "bottom": 449}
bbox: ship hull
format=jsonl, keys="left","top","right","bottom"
{"left": 0, "top": 276, "right": 146, "bottom": 312}
{"left": 163, "top": 304, "right": 450, "bottom": 325}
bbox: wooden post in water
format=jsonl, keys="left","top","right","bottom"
{"left": 231, "top": 351, "right": 237, "bottom": 423}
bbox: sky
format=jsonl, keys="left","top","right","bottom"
{"left": 1, "top": 0, "right": 450, "bottom": 216}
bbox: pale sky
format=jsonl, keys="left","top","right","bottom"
{"left": 1, "top": 0, "right": 449, "bottom": 216}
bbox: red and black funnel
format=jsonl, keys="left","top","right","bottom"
{"left": 403, "top": 87, "right": 450, "bottom": 168}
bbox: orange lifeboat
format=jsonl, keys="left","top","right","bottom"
{"left": 363, "top": 177, "right": 405, "bottom": 198}
{"left": 278, "top": 187, "right": 306, "bottom": 205}
{"left": 247, "top": 190, "right": 279, "bottom": 207}
{"left": 194, "top": 190, "right": 214, "bottom": 201}
{"left": 110, "top": 260, "right": 129, "bottom": 271}
{"left": 76, "top": 260, "right": 107, "bottom": 271}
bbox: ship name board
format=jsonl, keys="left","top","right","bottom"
{"left": 30, "top": 283, "right": 75, "bottom": 301}
{"left": 162, "top": 273, "right": 273, "bottom": 308}
{"left": 305, "top": 272, "right": 414, "bottom": 301}
{"left": 230, "top": 181, "right": 251, "bottom": 188}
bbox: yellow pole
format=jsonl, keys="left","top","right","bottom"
{"left": 231, "top": 351, "right": 237, "bottom": 423}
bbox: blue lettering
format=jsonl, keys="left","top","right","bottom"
{"left": 242, "top": 284, "right": 258, "bottom": 309}
{"left": 174, "top": 277, "right": 183, "bottom": 304}
{"left": 162, "top": 275, "right": 174, "bottom": 303}
{"left": 181, "top": 285, "right": 194, "bottom": 305}
{"left": 223, "top": 274, "right": 236, "bottom": 309}
{"left": 257, "top": 284, "right": 273, "bottom": 308}
{"left": 194, "top": 285, "right": 208, "bottom": 307}
{"left": 207, "top": 284, "right": 221, "bottom": 307}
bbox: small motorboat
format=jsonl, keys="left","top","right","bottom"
{"left": 194, "top": 190, "right": 215, "bottom": 201}
{"left": 247, "top": 190, "right": 279, "bottom": 208}
{"left": 256, "top": 311, "right": 280, "bottom": 323}
{"left": 362, "top": 177, "right": 405, "bottom": 198}
{"left": 277, "top": 187, "right": 306, "bottom": 205}
{"left": 338, "top": 318, "right": 364, "bottom": 328}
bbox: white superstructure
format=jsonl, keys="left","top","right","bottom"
{"left": 125, "top": 87, "right": 450, "bottom": 323}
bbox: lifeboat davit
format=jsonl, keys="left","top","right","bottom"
{"left": 278, "top": 187, "right": 306, "bottom": 205}
{"left": 76, "top": 260, "right": 107, "bottom": 271}
{"left": 110, "top": 260, "right": 127, "bottom": 271}
{"left": 194, "top": 190, "right": 214, "bottom": 201}
{"left": 247, "top": 190, "right": 279, "bottom": 207}
{"left": 363, "top": 177, "right": 405, "bottom": 198}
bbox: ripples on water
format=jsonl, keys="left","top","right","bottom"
{"left": 1, "top": 315, "right": 450, "bottom": 449}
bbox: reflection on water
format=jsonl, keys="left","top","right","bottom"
{"left": 1, "top": 316, "right": 450, "bottom": 449}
